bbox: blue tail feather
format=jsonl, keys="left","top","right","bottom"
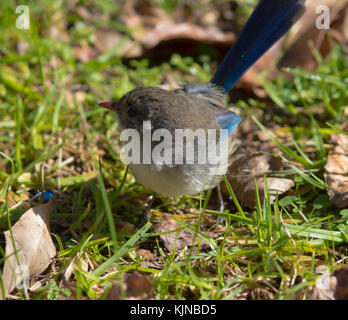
{"left": 211, "top": 0, "right": 306, "bottom": 93}
{"left": 216, "top": 111, "right": 242, "bottom": 136}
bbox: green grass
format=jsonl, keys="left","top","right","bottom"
{"left": 0, "top": 0, "right": 347, "bottom": 300}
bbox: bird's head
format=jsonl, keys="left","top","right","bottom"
{"left": 98, "top": 87, "right": 171, "bottom": 132}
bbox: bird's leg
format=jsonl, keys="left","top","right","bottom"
{"left": 216, "top": 182, "right": 225, "bottom": 213}
{"left": 216, "top": 182, "right": 225, "bottom": 224}
{"left": 137, "top": 194, "right": 157, "bottom": 228}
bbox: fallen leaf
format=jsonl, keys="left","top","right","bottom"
{"left": 125, "top": 272, "right": 154, "bottom": 299}
{"left": 225, "top": 153, "right": 294, "bottom": 208}
{"left": 0, "top": 189, "right": 27, "bottom": 209}
{"left": 16, "top": 41, "right": 29, "bottom": 56}
{"left": 344, "top": 5, "right": 348, "bottom": 41}
{"left": 73, "top": 45, "right": 98, "bottom": 62}
{"left": 334, "top": 265, "right": 348, "bottom": 299}
{"left": 142, "top": 22, "right": 235, "bottom": 49}
{"left": 324, "top": 133, "right": 348, "bottom": 208}
{"left": 63, "top": 253, "right": 89, "bottom": 282}
{"left": 157, "top": 215, "right": 194, "bottom": 251}
{"left": 1, "top": 197, "right": 57, "bottom": 299}
{"left": 117, "top": 1, "right": 235, "bottom": 60}
{"left": 117, "top": 220, "right": 136, "bottom": 234}
{"left": 136, "top": 248, "right": 155, "bottom": 260}
{"left": 309, "top": 265, "right": 348, "bottom": 300}
{"left": 106, "top": 272, "right": 154, "bottom": 300}
{"left": 48, "top": 24, "right": 70, "bottom": 42}
{"left": 105, "top": 283, "right": 122, "bottom": 300}
{"left": 76, "top": 6, "right": 92, "bottom": 20}
{"left": 93, "top": 29, "right": 142, "bottom": 58}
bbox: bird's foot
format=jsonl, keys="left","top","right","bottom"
{"left": 136, "top": 194, "right": 156, "bottom": 228}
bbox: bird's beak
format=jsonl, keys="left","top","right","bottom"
{"left": 98, "top": 101, "right": 117, "bottom": 111}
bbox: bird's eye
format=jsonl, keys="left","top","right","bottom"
{"left": 128, "top": 108, "right": 137, "bottom": 117}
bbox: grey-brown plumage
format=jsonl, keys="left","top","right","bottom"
{"left": 114, "top": 85, "right": 226, "bottom": 132}
{"left": 99, "top": 84, "right": 241, "bottom": 197}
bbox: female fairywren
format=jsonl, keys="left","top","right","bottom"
{"left": 99, "top": 84, "right": 240, "bottom": 197}
{"left": 98, "top": 1, "right": 306, "bottom": 202}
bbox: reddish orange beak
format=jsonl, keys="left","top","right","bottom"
{"left": 98, "top": 101, "right": 116, "bottom": 111}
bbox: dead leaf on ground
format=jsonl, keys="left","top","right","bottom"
{"left": 63, "top": 252, "right": 90, "bottom": 282}
{"left": 73, "top": 45, "right": 98, "bottom": 62}
{"left": 0, "top": 189, "right": 30, "bottom": 212}
{"left": 324, "top": 133, "right": 348, "bottom": 208}
{"left": 141, "top": 22, "right": 235, "bottom": 49}
{"left": 93, "top": 29, "right": 142, "bottom": 58}
{"left": 156, "top": 214, "right": 194, "bottom": 251}
{"left": 309, "top": 265, "right": 348, "bottom": 300}
{"left": 334, "top": 265, "right": 348, "bottom": 299}
{"left": 1, "top": 197, "right": 57, "bottom": 299}
{"left": 116, "top": 0, "right": 235, "bottom": 59}
{"left": 136, "top": 248, "right": 155, "bottom": 260}
{"left": 224, "top": 153, "right": 294, "bottom": 208}
{"left": 48, "top": 24, "right": 70, "bottom": 42}
{"left": 106, "top": 272, "right": 154, "bottom": 300}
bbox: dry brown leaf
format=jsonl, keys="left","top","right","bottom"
{"left": 94, "top": 29, "right": 122, "bottom": 52}
{"left": 334, "top": 265, "right": 348, "bottom": 299}
{"left": 225, "top": 153, "right": 294, "bottom": 208}
{"left": 324, "top": 133, "right": 348, "bottom": 208}
{"left": 309, "top": 265, "right": 348, "bottom": 300}
{"left": 125, "top": 272, "right": 154, "bottom": 299}
{"left": 73, "top": 45, "right": 98, "bottom": 62}
{"left": 1, "top": 198, "right": 56, "bottom": 299}
{"left": 142, "top": 22, "right": 235, "bottom": 49}
{"left": 16, "top": 41, "right": 29, "bottom": 56}
{"left": 63, "top": 253, "right": 89, "bottom": 282}
{"left": 117, "top": 0, "right": 236, "bottom": 59}
{"left": 117, "top": 220, "right": 136, "bottom": 234}
{"left": 49, "top": 24, "right": 70, "bottom": 42}
{"left": 157, "top": 214, "right": 194, "bottom": 251}
{"left": 93, "top": 29, "right": 142, "bottom": 58}
{"left": 1, "top": 190, "right": 22, "bottom": 208}
{"left": 344, "top": 6, "right": 348, "bottom": 40}
{"left": 76, "top": 6, "right": 92, "bottom": 20}
{"left": 106, "top": 272, "right": 154, "bottom": 300}
{"left": 136, "top": 248, "right": 155, "bottom": 260}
